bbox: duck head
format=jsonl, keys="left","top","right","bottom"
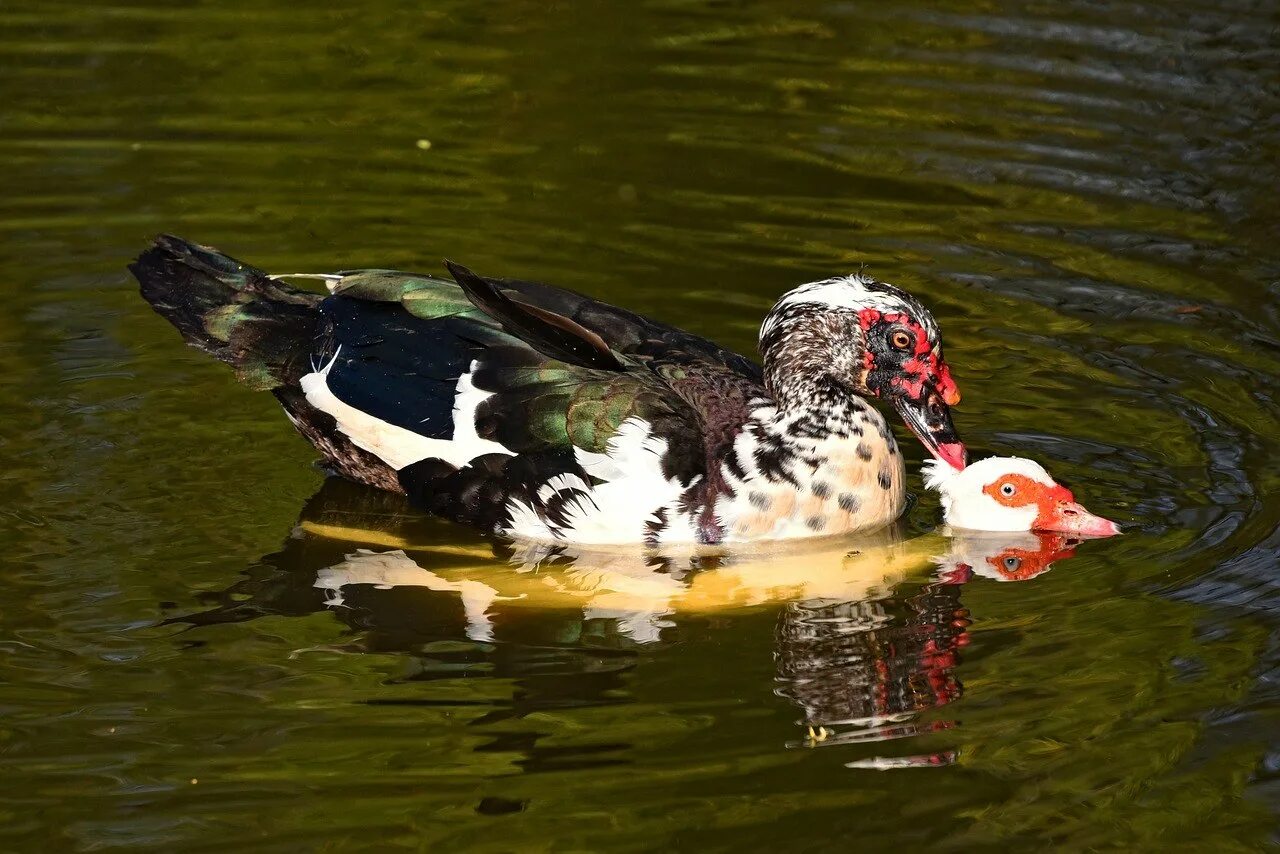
{"left": 760, "top": 274, "right": 966, "bottom": 469}
{"left": 924, "top": 456, "right": 1120, "bottom": 536}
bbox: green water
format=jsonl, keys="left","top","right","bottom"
{"left": 3, "top": 0, "right": 1280, "bottom": 849}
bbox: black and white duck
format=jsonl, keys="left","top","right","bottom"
{"left": 131, "top": 235, "right": 966, "bottom": 545}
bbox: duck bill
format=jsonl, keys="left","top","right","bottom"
{"left": 1040, "top": 501, "right": 1121, "bottom": 537}
{"left": 891, "top": 389, "right": 966, "bottom": 471}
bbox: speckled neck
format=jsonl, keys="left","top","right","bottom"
{"left": 759, "top": 309, "right": 866, "bottom": 413}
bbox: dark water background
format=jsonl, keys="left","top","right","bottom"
{"left": 3, "top": 0, "right": 1280, "bottom": 849}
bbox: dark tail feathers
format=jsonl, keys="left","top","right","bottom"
{"left": 130, "top": 235, "right": 322, "bottom": 390}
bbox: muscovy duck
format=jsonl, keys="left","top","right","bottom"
{"left": 923, "top": 456, "right": 1119, "bottom": 536}
{"left": 131, "top": 236, "right": 965, "bottom": 545}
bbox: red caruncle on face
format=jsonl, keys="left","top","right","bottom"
{"left": 857, "top": 308, "right": 961, "bottom": 406}
{"left": 981, "top": 473, "right": 1120, "bottom": 537}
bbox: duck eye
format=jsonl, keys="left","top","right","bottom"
{"left": 1004, "top": 556, "right": 1021, "bottom": 571}
{"left": 1000, "top": 483, "right": 1016, "bottom": 497}
{"left": 890, "top": 330, "right": 913, "bottom": 350}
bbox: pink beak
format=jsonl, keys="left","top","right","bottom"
{"left": 1041, "top": 501, "right": 1121, "bottom": 537}
{"left": 933, "top": 442, "right": 967, "bottom": 472}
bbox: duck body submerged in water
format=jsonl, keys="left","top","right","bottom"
{"left": 131, "top": 236, "right": 965, "bottom": 545}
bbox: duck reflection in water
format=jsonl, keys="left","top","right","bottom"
{"left": 177, "top": 478, "right": 1084, "bottom": 759}
{"left": 775, "top": 531, "right": 1079, "bottom": 764}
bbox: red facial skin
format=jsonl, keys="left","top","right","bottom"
{"left": 935, "top": 362, "right": 960, "bottom": 406}
{"left": 985, "top": 533, "right": 1078, "bottom": 580}
{"left": 947, "top": 530, "right": 1075, "bottom": 583}
{"left": 856, "top": 307, "right": 966, "bottom": 469}
{"left": 939, "top": 533, "right": 1078, "bottom": 584}
{"left": 856, "top": 309, "right": 961, "bottom": 405}
{"left": 983, "top": 474, "right": 1121, "bottom": 537}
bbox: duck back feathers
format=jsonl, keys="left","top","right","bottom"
{"left": 132, "top": 236, "right": 767, "bottom": 543}
{"left": 132, "top": 237, "right": 920, "bottom": 545}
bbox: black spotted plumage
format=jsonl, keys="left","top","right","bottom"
{"left": 131, "top": 236, "right": 766, "bottom": 541}
{"left": 399, "top": 450, "right": 593, "bottom": 535}
{"left": 752, "top": 434, "right": 801, "bottom": 488}
{"left": 132, "top": 236, "right": 964, "bottom": 544}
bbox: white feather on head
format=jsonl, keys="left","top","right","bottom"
{"left": 759, "top": 274, "right": 939, "bottom": 343}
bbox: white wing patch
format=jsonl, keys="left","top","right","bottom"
{"left": 299, "top": 352, "right": 511, "bottom": 471}
{"left": 504, "top": 417, "right": 701, "bottom": 545}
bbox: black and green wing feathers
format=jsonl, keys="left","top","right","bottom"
{"left": 133, "top": 236, "right": 764, "bottom": 538}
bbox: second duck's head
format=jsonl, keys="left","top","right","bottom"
{"left": 759, "top": 274, "right": 965, "bottom": 470}
{"left": 924, "top": 456, "right": 1121, "bottom": 537}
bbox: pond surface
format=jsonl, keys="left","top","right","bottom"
{"left": 3, "top": 0, "right": 1280, "bottom": 849}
